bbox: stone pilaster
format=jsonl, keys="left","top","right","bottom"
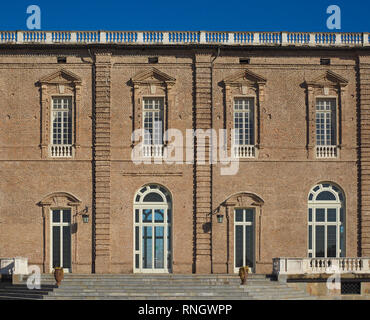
{"left": 358, "top": 56, "right": 370, "bottom": 256}
{"left": 93, "top": 52, "right": 112, "bottom": 273}
{"left": 194, "top": 53, "right": 213, "bottom": 273}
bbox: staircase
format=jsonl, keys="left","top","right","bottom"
{"left": 0, "top": 274, "right": 314, "bottom": 300}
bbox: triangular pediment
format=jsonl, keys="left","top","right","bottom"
{"left": 131, "top": 68, "right": 176, "bottom": 85}
{"left": 306, "top": 70, "right": 348, "bottom": 87}
{"left": 223, "top": 69, "right": 266, "bottom": 85}
{"left": 39, "top": 69, "right": 82, "bottom": 85}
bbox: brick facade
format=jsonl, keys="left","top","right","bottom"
{"left": 0, "top": 40, "right": 369, "bottom": 274}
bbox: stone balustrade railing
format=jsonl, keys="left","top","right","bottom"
{"left": 0, "top": 257, "right": 28, "bottom": 275}
{"left": 0, "top": 31, "right": 368, "bottom": 47}
{"left": 273, "top": 257, "right": 370, "bottom": 275}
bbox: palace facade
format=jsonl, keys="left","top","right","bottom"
{"left": 0, "top": 31, "right": 369, "bottom": 275}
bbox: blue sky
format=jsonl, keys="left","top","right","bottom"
{"left": 0, "top": 0, "right": 368, "bottom": 32}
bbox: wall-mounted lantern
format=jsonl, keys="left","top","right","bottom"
{"left": 216, "top": 213, "right": 224, "bottom": 224}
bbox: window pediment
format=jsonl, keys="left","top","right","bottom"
{"left": 223, "top": 69, "right": 267, "bottom": 87}
{"left": 305, "top": 70, "right": 348, "bottom": 89}
{"left": 130, "top": 67, "right": 176, "bottom": 87}
{"left": 223, "top": 192, "right": 264, "bottom": 207}
{"left": 38, "top": 69, "right": 82, "bottom": 86}
{"left": 38, "top": 192, "right": 82, "bottom": 207}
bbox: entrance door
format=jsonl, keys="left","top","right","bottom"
{"left": 51, "top": 209, "right": 72, "bottom": 272}
{"left": 234, "top": 208, "right": 255, "bottom": 273}
{"left": 135, "top": 207, "right": 171, "bottom": 273}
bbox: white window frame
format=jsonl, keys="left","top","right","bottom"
{"left": 232, "top": 97, "right": 256, "bottom": 158}
{"left": 49, "top": 95, "right": 74, "bottom": 158}
{"left": 308, "top": 183, "right": 345, "bottom": 258}
{"left": 142, "top": 97, "right": 164, "bottom": 158}
{"left": 50, "top": 208, "right": 72, "bottom": 273}
{"left": 234, "top": 208, "right": 255, "bottom": 273}
{"left": 133, "top": 185, "right": 172, "bottom": 273}
{"left": 315, "top": 97, "right": 338, "bottom": 158}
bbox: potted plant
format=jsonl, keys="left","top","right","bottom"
{"left": 54, "top": 267, "right": 64, "bottom": 286}
{"left": 239, "top": 266, "right": 249, "bottom": 285}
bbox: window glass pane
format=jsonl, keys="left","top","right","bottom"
{"left": 135, "top": 226, "right": 139, "bottom": 251}
{"left": 167, "top": 209, "right": 171, "bottom": 223}
{"left": 143, "top": 192, "right": 163, "bottom": 202}
{"left": 142, "top": 226, "right": 152, "bottom": 268}
{"left": 135, "top": 209, "right": 139, "bottom": 223}
{"left": 309, "top": 226, "right": 312, "bottom": 250}
{"left": 308, "top": 208, "right": 312, "bottom": 222}
{"left": 235, "top": 209, "right": 243, "bottom": 222}
{"left": 135, "top": 254, "right": 140, "bottom": 269}
{"left": 155, "top": 209, "right": 164, "bottom": 223}
{"left": 235, "top": 225, "right": 243, "bottom": 267}
{"left": 340, "top": 208, "right": 344, "bottom": 223}
{"left": 315, "top": 226, "right": 325, "bottom": 257}
{"left": 142, "top": 209, "right": 152, "bottom": 223}
{"left": 327, "top": 226, "right": 337, "bottom": 257}
{"left": 167, "top": 226, "right": 172, "bottom": 270}
{"left": 315, "top": 208, "right": 325, "bottom": 222}
{"left": 52, "top": 210, "right": 60, "bottom": 223}
{"left": 245, "top": 225, "right": 254, "bottom": 268}
{"left": 62, "top": 226, "right": 71, "bottom": 268}
{"left": 154, "top": 227, "right": 164, "bottom": 269}
{"left": 62, "top": 209, "right": 71, "bottom": 223}
{"left": 316, "top": 191, "right": 336, "bottom": 201}
{"left": 167, "top": 226, "right": 171, "bottom": 251}
{"left": 340, "top": 225, "right": 345, "bottom": 257}
{"left": 52, "top": 226, "right": 61, "bottom": 268}
{"left": 327, "top": 208, "right": 337, "bottom": 222}
{"left": 245, "top": 209, "right": 254, "bottom": 222}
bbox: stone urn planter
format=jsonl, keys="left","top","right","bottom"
{"left": 239, "top": 266, "right": 249, "bottom": 285}
{"left": 54, "top": 267, "right": 64, "bottom": 286}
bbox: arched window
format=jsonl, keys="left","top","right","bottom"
{"left": 133, "top": 184, "right": 172, "bottom": 273}
{"left": 308, "top": 183, "right": 345, "bottom": 258}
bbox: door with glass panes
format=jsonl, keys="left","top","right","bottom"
{"left": 234, "top": 208, "right": 255, "bottom": 273}
{"left": 134, "top": 206, "right": 171, "bottom": 273}
{"left": 50, "top": 209, "right": 72, "bottom": 272}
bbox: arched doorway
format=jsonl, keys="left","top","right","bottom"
{"left": 308, "top": 183, "right": 345, "bottom": 258}
{"left": 133, "top": 184, "right": 172, "bottom": 273}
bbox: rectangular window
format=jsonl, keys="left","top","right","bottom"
{"left": 233, "top": 98, "right": 255, "bottom": 158}
{"left": 52, "top": 97, "right": 72, "bottom": 145}
{"left": 142, "top": 97, "right": 164, "bottom": 157}
{"left": 315, "top": 98, "right": 336, "bottom": 146}
{"left": 234, "top": 98, "right": 254, "bottom": 146}
{"left": 50, "top": 96, "right": 73, "bottom": 157}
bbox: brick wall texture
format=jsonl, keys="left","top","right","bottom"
{"left": 0, "top": 45, "right": 369, "bottom": 274}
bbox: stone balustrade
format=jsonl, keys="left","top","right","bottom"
{"left": 233, "top": 145, "right": 256, "bottom": 158}
{"left": 0, "top": 31, "right": 368, "bottom": 47}
{"left": 0, "top": 257, "right": 28, "bottom": 275}
{"left": 49, "top": 144, "right": 73, "bottom": 158}
{"left": 273, "top": 257, "right": 370, "bottom": 275}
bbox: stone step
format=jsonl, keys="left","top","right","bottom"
{"left": 1, "top": 274, "right": 315, "bottom": 300}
